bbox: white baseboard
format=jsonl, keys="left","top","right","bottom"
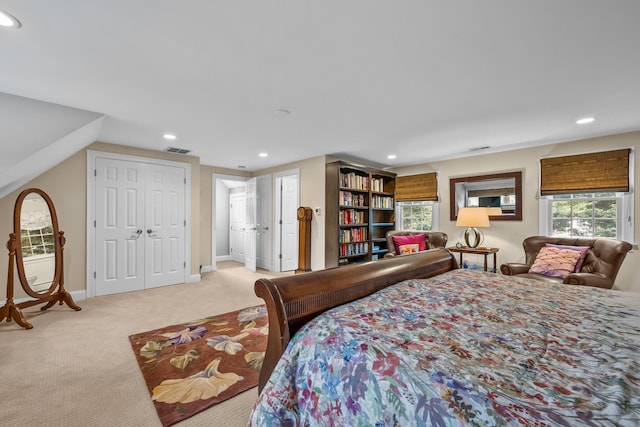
{"left": 216, "top": 255, "right": 231, "bottom": 262}
{"left": 188, "top": 274, "right": 201, "bottom": 283}
{"left": 200, "top": 265, "right": 213, "bottom": 273}
{"left": 1, "top": 289, "right": 87, "bottom": 306}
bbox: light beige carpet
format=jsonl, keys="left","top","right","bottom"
{"left": 0, "top": 262, "right": 292, "bottom": 427}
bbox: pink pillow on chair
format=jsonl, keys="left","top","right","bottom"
{"left": 545, "top": 243, "right": 589, "bottom": 272}
{"left": 529, "top": 246, "right": 582, "bottom": 279}
{"left": 392, "top": 234, "right": 427, "bottom": 255}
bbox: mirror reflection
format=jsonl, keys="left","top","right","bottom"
{"left": 450, "top": 171, "right": 522, "bottom": 221}
{"left": 20, "top": 193, "right": 56, "bottom": 293}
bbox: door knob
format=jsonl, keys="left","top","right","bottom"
{"left": 147, "top": 229, "right": 156, "bottom": 234}
{"left": 129, "top": 229, "right": 143, "bottom": 239}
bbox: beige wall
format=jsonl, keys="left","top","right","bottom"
{"left": 0, "top": 142, "right": 204, "bottom": 299}
{"left": 392, "top": 131, "right": 640, "bottom": 293}
{"left": 253, "top": 155, "right": 327, "bottom": 271}
{"left": 3, "top": 132, "right": 638, "bottom": 301}
{"left": 1, "top": 149, "right": 87, "bottom": 298}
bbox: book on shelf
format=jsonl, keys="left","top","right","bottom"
{"left": 339, "top": 171, "right": 369, "bottom": 190}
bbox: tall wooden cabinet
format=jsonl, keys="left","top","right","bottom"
{"left": 325, "top": 161, "right": 396, "bottom": 268}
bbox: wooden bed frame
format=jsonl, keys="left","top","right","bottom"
{"left": 254, "top": 248, "right": 459, "bottom": 391}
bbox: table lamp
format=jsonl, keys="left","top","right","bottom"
{"left": 456, "top": 207, "right": 490, "bottom": 248}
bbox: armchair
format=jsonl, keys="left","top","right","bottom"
{"left": 500, "top": 236, "right": 632, "bottom": 289}
{"left": 384, "top": 230, "right": 448, "bottom": 258}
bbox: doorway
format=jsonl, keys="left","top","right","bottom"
{"left": 86, "top": 151, "right": 191, "bottom": 297}
{"left": 212, "top": 171, "right": 297, "bottom": 272}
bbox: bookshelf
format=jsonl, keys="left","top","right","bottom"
{"left": 325, "top": 161, "right": 396, "bottom": 267}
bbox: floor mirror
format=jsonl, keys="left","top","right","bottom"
{"left": 0, "top": 188, "right": 81, "bottom": 329}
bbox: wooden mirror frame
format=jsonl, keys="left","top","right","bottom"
{"left": 15, "top": 189, "right": 62, "bottom": 298}
{"left": 0, "top": 188, "right": 80, "bottom": 329}
{"left": 449, "top": 171, "right": 522, "bottom": 221}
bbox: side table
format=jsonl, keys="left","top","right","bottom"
{"left": 447, "top": 246, "right": 499, "bottom": 272}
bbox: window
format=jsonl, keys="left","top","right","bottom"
{"left": 396, "top": 200, "right": 438, "bottom": 231}
{"left": 538, "top": 148, "right": 634, "bottom": 243}
{"left": 20, "top": 225, "right": 55, "bottom": 257}
{"left": 540, "top": 192, "right": 633, "bottom": 241}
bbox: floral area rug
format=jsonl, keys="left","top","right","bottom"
{"left": 128, "top": 305, "right": 268, "bottom": 426}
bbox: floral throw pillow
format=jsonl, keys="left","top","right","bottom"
{"left": 398, "top": 244, "right": 420, "bottom": 255}
{"left": 529, "top": 246, "right": 582, "bottom": 279}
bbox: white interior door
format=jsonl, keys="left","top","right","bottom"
{"left": 256, "top": 175, "right": 272, "bottom": 270}
{"left": 144, "top": 164, "right": 186, "bottom": 288}
{"left": 229, "top": 193, "right": 246, "bottom": 263}
{"left": 94, "top": 157, "right": 186, "bottom": 296}
{"left": 95, "top": 158, "right": 145, "bottom": 296}
{"left": 245, "top": 177, "right": 257, "bottom": 272}
{"left": 281, "top": 175, "right": 299, "bottom": 271}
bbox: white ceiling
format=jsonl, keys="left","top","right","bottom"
{"left": 1, "top": 1, "right": 639, "bottom": 189}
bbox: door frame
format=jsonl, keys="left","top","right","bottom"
{"left": 86, "top": 150, "right": 193, "bottom": 298}
{"left": 274, "top": 168, "right": 300, "bottom": 272}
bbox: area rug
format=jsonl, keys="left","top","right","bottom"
{"left": 128, "top": 305, "right": 268, "bottom": 426}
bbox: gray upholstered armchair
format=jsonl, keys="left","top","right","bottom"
{"left": 500, "top": 236, "right": 632, "bottom": 289}
{"left": 384, "top": 230, "right": 448, "bottom": 258}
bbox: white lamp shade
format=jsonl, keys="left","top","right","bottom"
{"left": 456, "top": 207, "right": 490, "bottom": 228}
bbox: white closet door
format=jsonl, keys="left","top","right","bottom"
{"left": 94, "top": 158, "right": 186, "bottom": 295}
{"left": 281, "top": 176, "right": 299, "bottom": 271}
{"left": 95, "top": 158, "right": 145, "bottom": 296}
{"left": 144, "top": 164, "right": 186, "bottom": 288}
{"left": 244, "top": 178, "right": 257, "bottom": 272}
{"left": 256, "top": 175, "right": 272, "bottom": 270}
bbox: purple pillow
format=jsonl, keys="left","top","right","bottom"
{"left": 392, "top": 234, "right": 427, "bottom": 254}
{"left": 529, "top": 247, "right": 582, "bottom": 279}
{"left": 545, "top": 243, "right": 589, "bottom": 272}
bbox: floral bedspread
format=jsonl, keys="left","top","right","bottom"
{"left": 250, "top": 269, "right": 640, "bottom": 426}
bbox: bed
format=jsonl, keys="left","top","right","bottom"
{"left": 251, "top": 249, "right": 640, "bottom": 426}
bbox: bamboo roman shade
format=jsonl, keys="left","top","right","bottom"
{"left": 395, "top": 172, "right": 438, "bottom": 201}
{"left": 540, "top": 149, "right": 631, "bottom": 196}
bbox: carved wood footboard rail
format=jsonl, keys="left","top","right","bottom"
{"left": 254, "top": 248, "right": 458, "bottom": 391}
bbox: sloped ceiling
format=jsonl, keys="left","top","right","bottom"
{"left": 0, "top": 93, "right": 103, "bottom": 198}
{"left": 1, "top": 0, "right": 639, "bottom": 196}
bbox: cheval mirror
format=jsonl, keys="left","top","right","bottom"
{"left": 0, "top": 188, "right": 80, "bottom": 329}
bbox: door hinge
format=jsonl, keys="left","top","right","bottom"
{"left": 279, "top": 254, "right": 282, "bottom": 259}
{"left": 93, "top": 271, "right": 96, "bottom": 279}
{"left": 94, "top": 220, "right": 96, "bottom": 227}
{"left": 184, "top": 177, "right": 186, "bottom": 184}
{"left": 184, "top": 220, "right": 186, "bottom": 226}
{"left": 184, "top": 261, "right": 186, "bottom": 268}
{"left": 94, "top": 169, "right": 97, "bottom": 177}
{"left": 279, "top": 219, "right": 282, "bottom": 225}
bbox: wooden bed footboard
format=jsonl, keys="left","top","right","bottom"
{"left": 254, "top": 248, "right": 458, "bottom": 391}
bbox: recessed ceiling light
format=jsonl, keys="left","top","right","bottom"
{"left": 276, "top": 109, "right": 290, "bottom": 116}
{"left": 259, "top": 152, "right": 268, "bottom": 158}
{"left": 163, "top": 133, "right": 177, "bottom": 140}
{"left": 0, "top": 10, "right": 21, "bottom": 28}
{"left": 238, "top": 165, "right": 246, "bottom": 169}
{"left": 576, "top": 117, "right": 595, "bottom": 125}
{"left": 387, "top": 154, "right": 397, "bottom": 160}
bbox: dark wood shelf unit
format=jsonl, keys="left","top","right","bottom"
{"left": 326, "top": 161, "right": 396, "bottom": 267}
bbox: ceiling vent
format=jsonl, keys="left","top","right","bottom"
{"left": 164, "top": 147, "right": 191, "bottom": 155}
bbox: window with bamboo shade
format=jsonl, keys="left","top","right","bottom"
{"left": 395, "top": 172, "right": 438, "bottom": 201}
{"left": 540, "top": 149, "right": 631, "bottom": 195}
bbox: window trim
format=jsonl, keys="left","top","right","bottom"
{"left": 538, "top": 192, "right": 634, "bottom": 242}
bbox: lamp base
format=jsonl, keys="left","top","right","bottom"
{"left": 461, "top": 227, "right": 484, "bottom": 248}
